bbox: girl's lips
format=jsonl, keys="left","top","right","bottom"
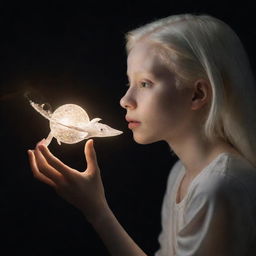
{"left": 128, "top": 121, "right": 141, "bottom": 129}
{"left": 125, "top": 116, "right": 141, "bottom": 129}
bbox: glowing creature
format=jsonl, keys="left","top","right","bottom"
{"left": 29, "top": 101, "right": 123, "bottom": 146}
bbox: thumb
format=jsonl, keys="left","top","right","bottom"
{"left": 84, "top": 139, "right": 100, "bottom": 173}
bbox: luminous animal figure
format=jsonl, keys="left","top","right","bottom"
{"left": 30, "top": 101, "right": 123, "bottom": 146}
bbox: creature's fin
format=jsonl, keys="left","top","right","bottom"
{"left": 90, "top": 118, "right": 102, "bottom": 124}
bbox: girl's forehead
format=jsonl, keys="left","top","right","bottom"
{"left": 127, "top": 42, "right": 173, "bottom": 79}
{"left": 127, "top": 41, "right": 157, "bottom": 61}
{"left": 128, "top": 43, "right": 160, "bottom": 69}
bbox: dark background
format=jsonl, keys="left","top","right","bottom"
{"left": 1, "top": 1, "right": 255, "bottom": 255}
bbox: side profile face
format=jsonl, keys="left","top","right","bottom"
{"left": 120, "top": 40, "right": 199, "bottom": 145}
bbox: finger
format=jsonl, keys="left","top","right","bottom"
{"left": 84, "top": 139, "right": 99, "bottom": 173}
{"left": 28, "top": 150, "right": 57, "bottom": 188}
{"left": 34, "top": 144, "right": 63, "bottom": 183}
{"left": 38, "top": 144, "right": 74, "bottom": 175}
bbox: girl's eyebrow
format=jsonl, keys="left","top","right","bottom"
{"left": 126, "top": 71, "right": 155, "bottom": 79}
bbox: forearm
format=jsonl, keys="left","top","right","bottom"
{"left": 88, "top": 206, "right": 147, "bottom": 256}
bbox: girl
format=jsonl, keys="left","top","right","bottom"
{"left": 28, "top": 14, "right": 256, "bottom": 255}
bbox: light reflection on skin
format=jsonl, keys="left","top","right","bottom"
{"left": 120, "top": 41, "right": 195, "bottom": 145}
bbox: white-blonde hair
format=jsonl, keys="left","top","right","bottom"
{"left": 126, "top": 14, "right": 256, "bottom": 168}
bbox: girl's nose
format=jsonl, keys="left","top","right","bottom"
{"left": 120, "top": 92, "right": 137, "bottom": 110}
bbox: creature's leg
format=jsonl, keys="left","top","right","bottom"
{"left": 44, "top": 132, "right": 53, "bottom": 147}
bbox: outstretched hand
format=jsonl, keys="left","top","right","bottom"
{"left": 27, "top": 139, "right": 109, "bottom": 223}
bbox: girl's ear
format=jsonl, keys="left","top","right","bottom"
{"left": 191, "top": 79, "right": 211, "bottom": 110}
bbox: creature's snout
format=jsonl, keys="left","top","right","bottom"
{"left": 98, "top": 125, "right": 123, "bottom": 137}
{"left": 108, "top": 128, "right": 123, "bottom": 136}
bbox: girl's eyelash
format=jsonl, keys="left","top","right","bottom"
{"left": 126, "top": 81, "right": 153, "bottom": 88}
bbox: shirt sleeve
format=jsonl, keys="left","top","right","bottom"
{"left": 176, "top": 175, "right": 255, "bottom": 256}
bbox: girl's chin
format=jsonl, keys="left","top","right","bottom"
{"left": 133, "top": 133, "right": 159, "bottom": 145}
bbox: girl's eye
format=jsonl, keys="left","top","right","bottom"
{"left": 125, "top": 80, "right": 152, "bottom": 88}
{"left": 139, "top": 81, "right": 152, "bottom": 88}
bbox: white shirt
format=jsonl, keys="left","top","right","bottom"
{"left": 155, "top": 152, "right": 256, "bottom": 256}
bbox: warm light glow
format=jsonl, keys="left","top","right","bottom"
{"left": 29, "top": 100, "right": 123, "bottom": 146}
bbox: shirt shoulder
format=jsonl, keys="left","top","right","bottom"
{"left": 185, "top": 153, "right": 256, "bottom": 201}
{"left": 183, "top": 153, "right": 256, "bottom": 226}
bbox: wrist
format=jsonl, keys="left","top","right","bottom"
{"left": 83, "top": 201, "right": 113, "bottom": 226}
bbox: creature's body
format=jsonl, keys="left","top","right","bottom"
{"left": 30, "top": 101, "right": 123, "bottom": 146}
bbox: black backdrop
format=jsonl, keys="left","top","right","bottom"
{"left": 1, "top": 1, "right": 255, "bottom": 255}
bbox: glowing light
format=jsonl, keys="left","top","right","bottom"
{"left": 29, "top": 100, "right": 123, "bottom": 146}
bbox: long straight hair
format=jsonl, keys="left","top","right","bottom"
{"left": 126, "top": 14, "right": 256, "bottom": 168}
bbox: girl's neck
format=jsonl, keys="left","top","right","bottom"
{"left": 168, "top": 135, "right": 240, "bottom": 178}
